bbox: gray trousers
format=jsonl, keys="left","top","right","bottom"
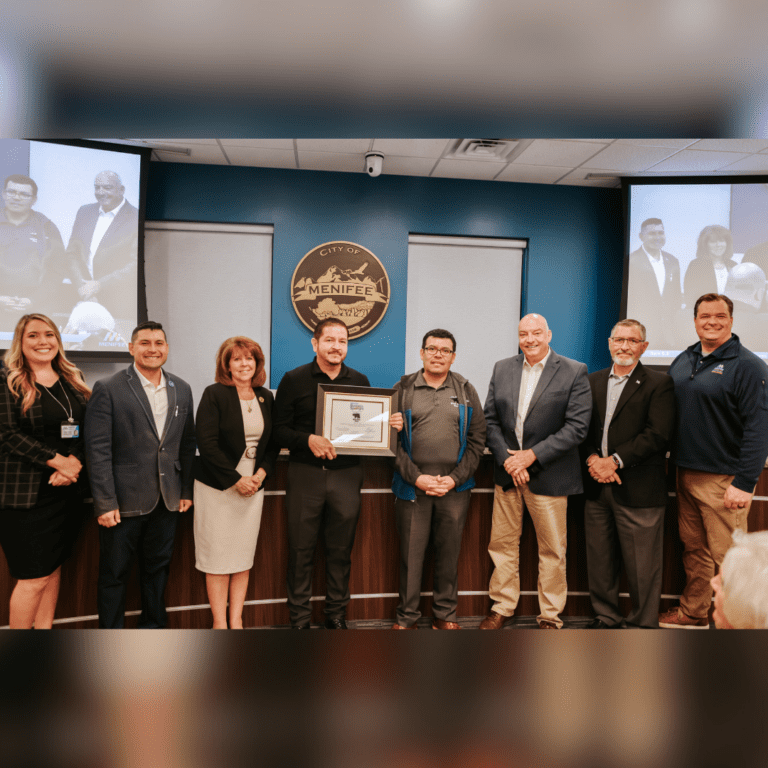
{"left": 584, "top": 485, "right": 665, "bottom": 628}
{"left": 285, "top": 462, "right": 363, "bottom": 626}
{"left": 394, "top": 490, "right": 471, "bottom": 627}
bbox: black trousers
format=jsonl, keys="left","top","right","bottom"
{"left": 285, "top": 462, "right": 363, "bottom": 626}
{"left": 97, "top": 500, "right": 178, "bottom": 628}
{"left": 394, "top": 491, "right": 471, "bottom": 626}
{"left": 584, "top": 485, "right": 665, "bottom": 628}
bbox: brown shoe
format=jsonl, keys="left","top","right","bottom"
{"left": 538, "top": 620, "right": 560, "bottom": 629}
{"left": 479, "top": 611, "right": 508, "bottom": 630}
{"left": 432, "top": 618, "right": 462, "bottom": 630}
{"left": 658, "top": 607, "right": 709, "bottom": 629}
{"left": 391, "top": 623, "right": 417, "bottom": 630}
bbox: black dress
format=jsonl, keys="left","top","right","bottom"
{"left": 0, "top": 379, "right": 86, "bottom": 579}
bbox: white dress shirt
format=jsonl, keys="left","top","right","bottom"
{"left": 88, "top": 197, "right": 126, "bottom": 277}
{"left": 515, "top": 348, "right": 550, "bottom": 448}
{"left": 642, "top": 244, "right": 666, "bottom": 295}
{"left": 134, "top": 363, "right": 168, "bottom": 437}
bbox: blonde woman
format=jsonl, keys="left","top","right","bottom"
{"left": 0, "top": 313, "right": 90, "bottom": 628}
{"left": 194, "top": 337, "right": 278, "bottom": 628}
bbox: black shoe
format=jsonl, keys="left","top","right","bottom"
{"left": 292, "top": 623, "right": 311, "bottom": 629}
{"left": 586, "top": 618, "right": 618, "bottom": 629}
{"left": 324, "top": 617, "right": 348, "bottom": 629}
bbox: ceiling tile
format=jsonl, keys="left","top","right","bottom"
{"left": 495, "top": 164, "right": 570, "bottom": 184}
{"left": 152, "top": 145, "right": 229, "bottom": 164}
{"left": 581, "top": 143, "right": 679, "bottom": 172}
{"left": 512, "top": 139, "right": 604, "bottom": 167}
{"left": 371, "top": 139, "right": 452, "bottom": 158}
{"left": 689, "top": 139, "right": 768, "bottom": 153}
{"left": 649, "top": 150, "right": 751, "bottom": 172}
{"left": 430, "top": 159, "right": 503, "bottom": 180}
{"left": 223, "top": 146, "right": 297, "bottom": 168}
{"left": 716, "top": 154, "right": 768, "bottom": 172}
{"left": 136, "top": 138, "right": 219, "bottom": 145}
{"left": 220, "top": 139, "right": 295, "bottom": 149}
{"left": 614, "top": 139, "right": 700, "bottom": 148}
{"left": 297, "top": 151, "right": 366, "bottom": 173}
{"left": 296, "top": 139, "right": 372, "bottom": 153}
{"left": 379, "top": 155, "right": 437, "bottom": 177}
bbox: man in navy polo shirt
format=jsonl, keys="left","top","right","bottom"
{"left": 660, "top": 293, "right": 768, "bottom": 629}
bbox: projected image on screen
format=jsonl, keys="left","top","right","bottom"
{"left": 1, "top": 140, "right": 142, "bottom": 353}
{"left": 626, "top": 182, "right": 768, "bottom": 365}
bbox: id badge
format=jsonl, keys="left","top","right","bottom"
{"left": 61, "top": 421, "right": 80, "bottom": 438}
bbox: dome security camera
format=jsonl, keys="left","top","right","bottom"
{"left": 365, "top": 152, "right": 384, "bottom": 177}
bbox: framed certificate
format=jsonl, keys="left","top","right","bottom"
{"left": 315, "top": 384, "right": 399, "bottom": 456}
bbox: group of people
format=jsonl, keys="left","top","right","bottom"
{"left": 0, "top": 172, "right": 138, "bottom": 344}
{"left": 1, "top": 291, "right": 767, "bottom": 629}
{"left": 629, "top": 218, "right": 768, "bottom": 350}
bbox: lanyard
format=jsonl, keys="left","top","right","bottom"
{"left": 41, "top": 380, "right": 74, "bottom": 423}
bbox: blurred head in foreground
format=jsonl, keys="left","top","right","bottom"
{"left": 711, "top": 530, "right": 768, "bottom": 629}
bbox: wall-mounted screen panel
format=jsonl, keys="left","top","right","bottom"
{"left": 624, "top": 178, "right": 768, "bottom": 365}
{"left": 406, "top": 234, "right": 526, "bottom": 402}
{"left": 0, "top": 139, "right": 148, "bottom": 356}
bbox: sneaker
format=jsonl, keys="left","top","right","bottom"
{"left": 658, "top": 607, "right": 709, "bottom": 629}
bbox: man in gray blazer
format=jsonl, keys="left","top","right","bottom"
{"left": 85, "top": 321, "right": 195, "bottom": 628}
{"left": 480, "top": 313, "right": 591, "bottom": 629}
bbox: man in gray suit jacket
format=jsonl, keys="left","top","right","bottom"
{"left": 85, "top": 321, "right": 195, "bottom": 628}
{"left": 480, "top": 313, "right": 591, "bottom": 629}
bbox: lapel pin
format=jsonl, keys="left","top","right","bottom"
{"left": 259, "top": 397, "right": 264, "bottom": 402}
{"left": 169, "top": 381, "right": 175, "bottom": 387}
{"left": 636, "top": 380, "right": 640, "bottom": 384}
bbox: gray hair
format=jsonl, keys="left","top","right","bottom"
{"left": 720, "top": 530, "right": 768, "bottom": 629}
{"left": 611, "top": 319, "right": 646, "bottom": 342}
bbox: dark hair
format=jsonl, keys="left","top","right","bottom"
{"left": 693, "top": 293, "right": 734, "bottom": 317}
{"left": 696, "top": 224, "right": 734, "bottom": 262}
{"left": 131, "top": 321, "right": 167, "bottom": 342}
{"left": 640, "top": 217, "right": 663, "bottom": 232}
{"left": 421, "top": 328, "right": 456, "bottom": 352}
{"left": 4, "top": 174, "right": 38, "bottom": 197}
{"left": 215, "top": 336, "right": 267, "bottom": 388}
{"left": 313, "top": 318, "right": 348, "bottom": 340}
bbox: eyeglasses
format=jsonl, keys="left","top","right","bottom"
{"left": 4, "top": 190, "right": 33, "bottom": 199}
{"left": 423, "top": 346, "right": 454, "bottom": 357}
{"left": 609, "top": 337, "right": 645, "bottom": 347}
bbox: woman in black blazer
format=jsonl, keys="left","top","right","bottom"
{"left": 0, "top": 313, "right": 90, "bottom": 628}
{"left": 683, "top": 225, "right": 737, "bottom": 309}
{"left": 193, "top": 336, "right": 278, "bottom": 629}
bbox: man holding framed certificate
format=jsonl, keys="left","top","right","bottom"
{"left": 390, "top": 329, "right": 486, "bottom": 629}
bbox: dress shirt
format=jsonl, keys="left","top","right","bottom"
{"left": 515, "top": 348, "right": 551, "bottom": 448}
{"left": 134, "top": 363, "right": 168, "bottom": 437}
{"left": 714, "top": 263, "right": 728, "bottom": 295}
{"left": 642, "top": 245, "right": 666, "bottom": 295}
{"left": 601, "top": 363, "right": 638, "bottom": 465}
{"left": 88, "top": 197, "right": 126, "bottom": 277}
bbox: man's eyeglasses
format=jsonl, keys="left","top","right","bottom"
{"left": 609, "top": 337, "right": 645, "bottom": 347}
{"left": 4, "top": 190, "right": 33, "bottom": 199}
{"left": 423, "top": 346, "right": 454, "bottom": 357}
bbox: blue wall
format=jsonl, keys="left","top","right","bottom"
{"left": 146, "top": 164, "right": 624, "bottom": 388}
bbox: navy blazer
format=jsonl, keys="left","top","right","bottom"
{"left": 194, "top": 382, "right": 279, "bottom": 491}
{"left": 484, "top": 350, "right": 592, "bottom": 496}
{"left": 85, "top": 365, "right": 196, "bottom": 517}
{"left": 581, "top": 362, "right": 675, "bottom": 508}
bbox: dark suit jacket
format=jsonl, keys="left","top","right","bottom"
{"left": 66, "top": 200, "right": 138, "bottom": 316}
{"left": 484, "top": 350, "right": 592, "bottom": 496}
{"left": 194, "top": 382, "right": 279, "bottom": 491}
{"left": 683, "top": 256, "right": 737, "bottom": 309}
{"left": 85, "top": 365, "right": 196, "bottom": 517}
{"left": 581, "top": 362, "right": 675, "bottom": 508}
{"left": 0, "top": 369, "right": 88, "bottom": 509}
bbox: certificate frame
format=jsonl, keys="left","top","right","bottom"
{"left": 315, "top": 384, "right": 399, "bottom": 457}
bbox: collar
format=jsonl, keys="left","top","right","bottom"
{"left": 415, "top": 369, "right": 451, "bottom": 389}
{"left": 642, "top": 244, "right": 663, "bottom": 261}
{"left": 133, "top": 363, "right": 166, "bottom": 390}
{"left": 609, "top": 362, "right": 638, "bottom": 380}
{"left": 691, "top": 334, "right": 739, "bottom": 361}
{"left": 311, "top": 356, "right": 349, "bottom": 379}
{"left": 100, "top": 198, "right": 126, "bottom": 217}
{"left": 523, "top": 347, "right": 551, "bottom": 371}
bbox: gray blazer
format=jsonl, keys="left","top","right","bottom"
{"left": 484, "top": 350, "right": 592, "bottom": 496}
{"left": 85, "top": 365, "right": 196, "bottom": 517}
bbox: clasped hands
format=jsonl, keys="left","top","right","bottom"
{"left": 586, "top": 455, "right": 622, "bottom": 485}
{"left": 235, "top": 473, "right": 265, "bottom": 497}
{"left": 46, "top": 453, "right": 82, "bottom": 487}
{"left": 78, "top": 280, "right": 101, "bottom": 300}
{"left": 416, "top": 474, "right": 456, "bottom": 496}
{"left": 504, "top": 449, "right": 537, "bottom": 486}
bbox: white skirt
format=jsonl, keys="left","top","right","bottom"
{"left": 193, "top": 456, "right": 265, "bottom": 574}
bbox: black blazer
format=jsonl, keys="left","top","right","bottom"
{"left": 683, "top": 256, "right": 737, "bottom": 309}
{"left": 581, "top": 362, "right": 675, "bottom": 508}
{"left": 0, "top": 369, "right": 88, "bottom": 509}
{"left": 194, "top": 382, "right": 279, "bottom": 491}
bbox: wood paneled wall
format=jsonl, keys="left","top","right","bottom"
{"left": 1, "top": 458, "right": 766, "bottom": 628}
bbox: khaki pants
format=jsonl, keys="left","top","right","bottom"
{"left": 677, "top": 469, "right": 751, "bottom": 620}
{"left": 487, "top": 484, "right": 568, "bottom": 627}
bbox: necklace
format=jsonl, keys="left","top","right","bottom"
{"left": 41, "top": 379, "right": 74, "bottom": 423}
{"left": 238, "top": 389, "right": 255, "bottom": 412}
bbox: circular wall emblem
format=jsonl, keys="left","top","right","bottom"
{"left": 291, "top": 241, "right": 390, "bottom": 340}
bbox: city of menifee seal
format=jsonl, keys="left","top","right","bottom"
{"left": 291, "top": 241, "right": 390, "bottom": 340}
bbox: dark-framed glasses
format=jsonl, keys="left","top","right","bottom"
{"left": 609, "top": 337, "right": 645, "bottom": 347}
{"left": 423, "top": 345, "right": 454, "bottom": 357}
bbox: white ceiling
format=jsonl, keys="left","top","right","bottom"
{"left": 116, "top": 138, "right": 768, "bottom": 188}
